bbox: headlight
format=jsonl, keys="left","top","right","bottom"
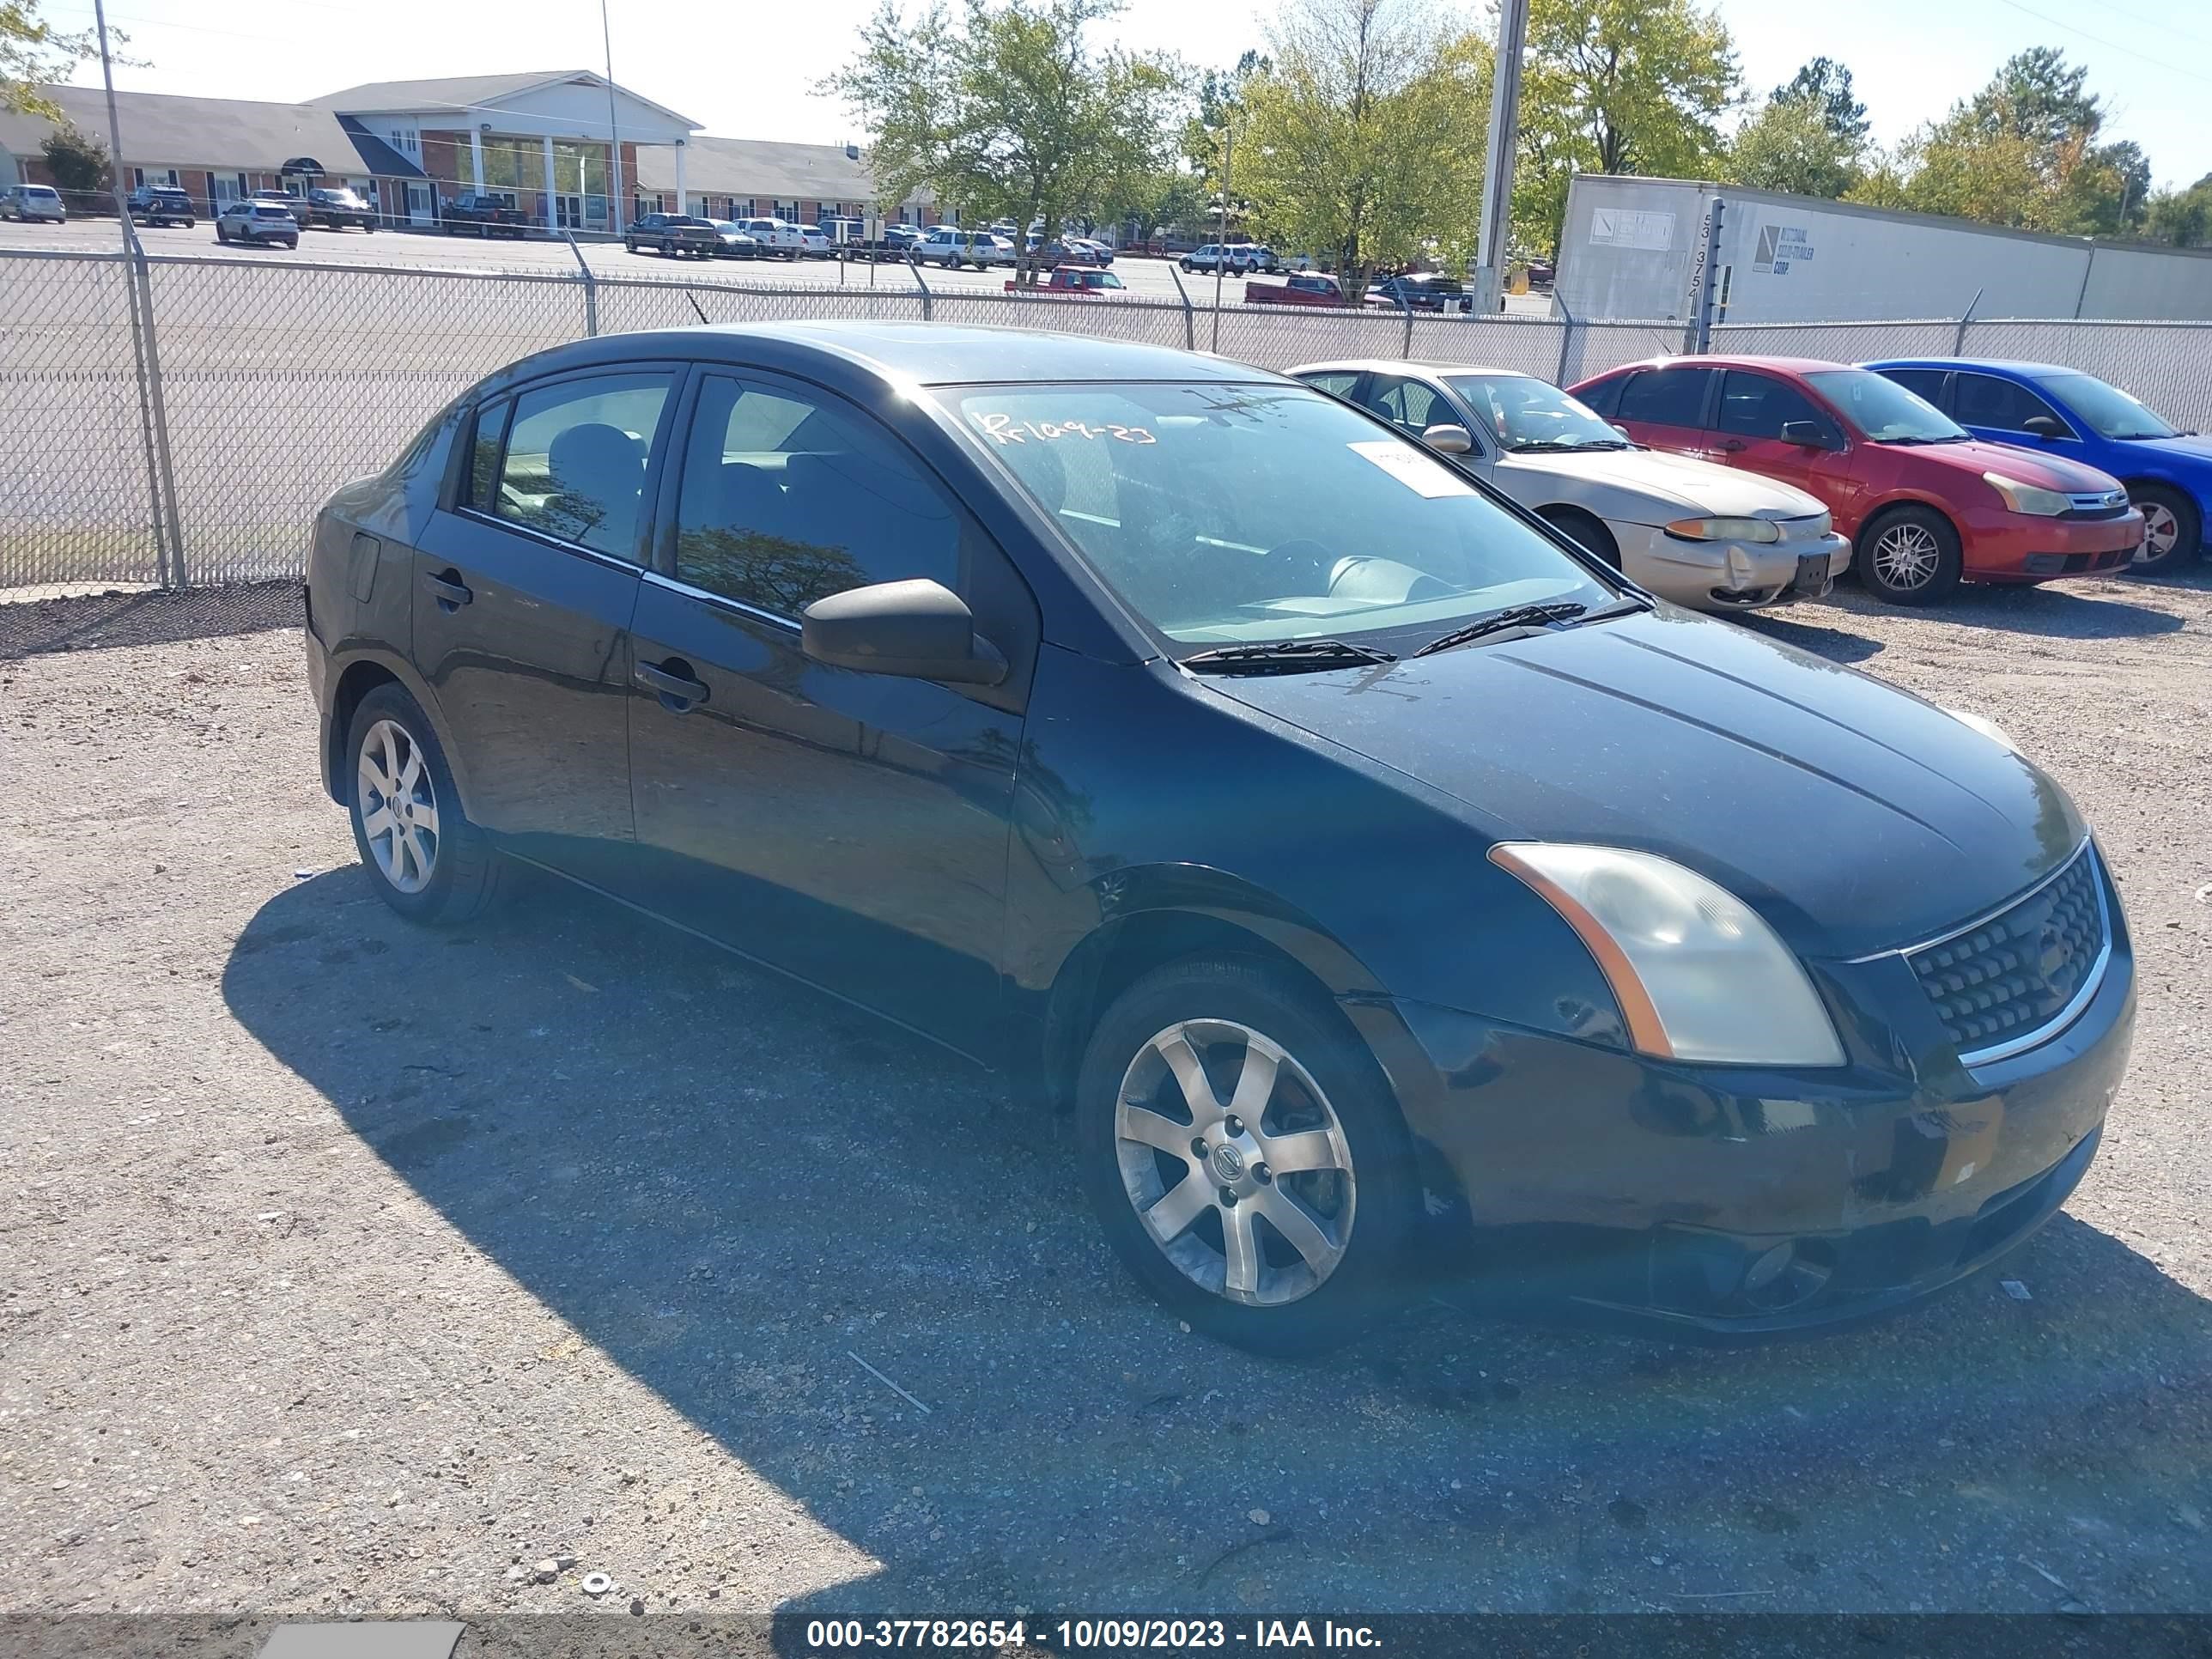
{"left": 1664, "top": 516, "right": 1782, "bottom": 544}
{"left": 1490, "top": 843, "right": 1847, "bottom": 1066}
{"left": 1982, "top": 472, "right": 2071, "bottom": 516}
{"left": 1942, "top": 705, "right": 2021, "bottom": 756}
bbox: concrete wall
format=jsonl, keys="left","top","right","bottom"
{"left": 1556, "top": 175, "right": 2212, "bottom": 325}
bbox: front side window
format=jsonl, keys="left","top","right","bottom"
{"left": 493, "top": 372, "right": 675, "bottom": 557}
{"left": 672, "top": 374, "right": 961, "bottom": 616}
{"left": 1359, "top": 375, "right": 1444, "bottom": 436}
{"left": 1877, "top": 368, "right": 1948, "bottom": 407}
{"left": 2035, "top": 374, "right": 2176, "bottom": 441}
{"left": 1448, "top": 374, "right": 1628, "bottom": 453}
{"left": 947, "top": 382, "right": 1613, "bottom": 649}
{"left": 1716, "top": 371, "right": 1835, "bottom": 443}
{"left": 1805, "top": 369, "right": 1967, "bottom": 444}
{"left": 1618, "top": 367, "right": 1714, "bottom": 428}
{"left": 1953, "top": 373, "right": 2065, "bottom": 434}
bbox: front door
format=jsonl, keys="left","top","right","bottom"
{"left": 410, "top": 365, "right": 681, "bottom": 882}
{"left": 1708, "top": 368, "right": 1862, "bottom": 524}
{"left": 405, "top": 181, "right": 434, "bottom": 226}
{"left": 623, "top": 369, "right": 1036, "bottom": 1058}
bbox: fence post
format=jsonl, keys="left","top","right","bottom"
{"left": 1954, "top": 286, "right": 1983, "bottom": 355}
{"left": 1398, "top": 289, "right": 1415, "bottom": 358}
{"left": 1166, "top": 260, "right": 1196, "bottom": 351}
{"left": 1553, "top": 295, "right": 1576, "bottom": 387}
{"left": 123, "top": 224, "right": 187, "bottom": 586}
{"left": 909, "top": 256, "right": 933, "bottom": 322}
{"left": 562, "top": 232, "right": 599, "bottom": 337}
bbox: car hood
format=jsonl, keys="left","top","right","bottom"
{"left": 1496, "top": 447, "right": 1828, "bottom": 523}
{"left": 2120, "top": 431, "right": 2212, "bottom": 468}
{"left": 1898, "top": 438, "right": 2123, "bottom": 493}
{"left": 1200, "top": 607, "right": 2083, "bottom": 959}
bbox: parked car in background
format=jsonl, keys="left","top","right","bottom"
{"left": 1, "top": 183, "right": 66, "bottom": 223}
{"left": 706, "top": 221, "right": 762, "bottom": 258}
{"left": 1573, "top": 356, "right": 2143, "bottom": 605}
{"left": 125, "top": 185, "right": 196, "bottom": 228}
{"left": 794, "top": 223, "right": 832, "bottom": 257}
{"left": 1068, "top": 236, "right": 1115, "bottom": 265}
{"left": 215, "top": 199, "right": 300, "bottom": 249}
{"left": 626, "top": 213, "right": 720, "bottom": 258}
{"left": 738, "top": 216, "right": 805, "bottom": 258}
{"left": 1366, "top": 273, "right": 1473, "bottom": 313}
{"left": 1864, "top": 358, "right": 2211, "bottom": 576}
{"left": 1033, "top": 239, "right": 1107, "bottom": 268}
{"left": 1005, "top": 266, "right": 1127, "bottom": 296}
{"left": 443, "top": 191, "right": 526, "bottom": 237}
{"left": 1246, "top": 273, "right": 1347, "bottom": 308}
{"left": 304, "top": 322, "right": 2132, "bottom": 1352}
{"left": 1181, "top": 244, "right": 1260, "bottom": 275}
{"left": 1245, "top": 246, "right": 1283, "bottom": 273}
{"left": 252, "top": 188, "right": 311, "bottom": 228}
{"left": 915, "top": 228, "right": 1015, "bottom": 269}
{"left": 304, "top": 186, "right": 376, "bottom": 232}
{"left": 1294, "top": 359, "right": 1849, "bottom": 612}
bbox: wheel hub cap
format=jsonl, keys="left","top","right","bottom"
{"left": 356, "top": 717, "right": 440, "bottom": 896}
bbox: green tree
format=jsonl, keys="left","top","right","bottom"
{"left": 1726, "top": 92, "right": 1862, "bottom": 198}
{"left": 1516, "top": 0, "right": 1740, "bottom": 255}
{"left": 39, "top": 122, "right": 108, "bottom": 193}
{"left": 1771, "top": 56, "right": 1869, "bottom": 146}
{"left": 822, "top": 0, "right": 1184, "bottom": 283}
{"left": 2144, "top": 173, "right": 2212, "bottom": 248}
{"left": 1235, "top": 0, "right": 1490, "bottom": 298}
{"left": 3, "top": 1, "right": 135, "bottom": 118}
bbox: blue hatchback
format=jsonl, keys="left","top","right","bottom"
{"left": 1862, "top": 358, "right": 2210, "bottom": 574}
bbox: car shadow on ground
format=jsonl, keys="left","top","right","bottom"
{"left": 222, "top": 867, "right": 2212, "bottom": 1617}
{"left": 1734, "top": 574, "right": 2195, "bottom": 667}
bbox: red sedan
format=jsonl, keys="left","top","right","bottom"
{"left": 1571, "top": 356, "right": 2144, "bottom": 605}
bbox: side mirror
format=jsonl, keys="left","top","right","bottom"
{"left": 2021, "top": 413, "right": 2066, "bottom": 441}
{"left": 1422, "top": 422, "right": 1474, "bottom": 455}
{"left": 1780, "top": 419, "right": 1829, "bottom": 449}
{"left": 1610, "top": 422, "right": 1632, "bottom": 440}
{"left": 801, "top": 578, "right": 1007, "bottom": 687}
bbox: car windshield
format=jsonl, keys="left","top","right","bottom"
{"left": 2037, "top": 373, "right": 2179, "bottom": 441}
{"left": 945, "top": 381, "right": 1614, "bottom": 650}
{"left": 1446, "top": 374, "right": 1630, "bottom": 452}
{"left": 1805, "top": 368, "right": 1967, "bottom": 444}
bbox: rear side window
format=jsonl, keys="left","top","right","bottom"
{"left": 1618, "top": 368, "right": 1714, "bottom": 427}
{"left": 1575, "top": 376, "right": 1624, "bottom": 417}
{"left": 1300, "top": 371, "right": 1360, "bottom": 399}
{"left": 672, "top": 374, "right": 962, "bottom": 617}
{"left": 1360, "top": 375, "right": 1446, "bottom": 436}
{"left": 493, "top": 372, "right": 676, "bottom": 559}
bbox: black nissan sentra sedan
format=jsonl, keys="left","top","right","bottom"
{"left": 303, "top": 324, "right": 2134, "bottom": 1353}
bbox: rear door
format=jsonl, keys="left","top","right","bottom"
{"left": 1709, "top": 369, "right": 1860, "bottom": 515}
{"left": 1611, "top": 365, "right": 1717, "bottom": 458}
{"left": 409, "top": 364, "right": 681, "bottom": 882}
{"left": 623, "top": 368, "right": 1038, "bottom": 1058}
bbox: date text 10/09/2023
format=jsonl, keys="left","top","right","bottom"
{"left": 800, "top": 1620, "right": 1384, "bottom": 1651}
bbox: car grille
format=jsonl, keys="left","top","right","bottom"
{"left": 2064, "top": 489, "right": 2130, "bottom": 520}
{"left": 1905, "top": 844, "right": 2109, "bottom": 1062}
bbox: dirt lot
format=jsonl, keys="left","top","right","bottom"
{"left": 3, "top": 572, "right": 2210, "bottom": 1627}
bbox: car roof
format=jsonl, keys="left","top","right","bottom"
{"left": 510, "top": 321, "right": 1285, "bottom": 390}
{"left": 1289, "top": 359, "right": 1529, "bottom": 380}
{"left": 1863, "top": 357, "right": 2081, "bottom": 379}
{"left": 1589, "top": 354, "right": 1847, "bottom": 377}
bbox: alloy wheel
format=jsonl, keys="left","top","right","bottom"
{"left": 2136, "top": 501, "right": 2180, "bottom": 564}
{"left": 1873, "top": 522, "right": 1942, "bottom": 590}
{"left": 356, "top": 718, "right": 441, "bottom": 895}
{"left": 1114, "top": 1019, "right": 1355, "bottom": 1308}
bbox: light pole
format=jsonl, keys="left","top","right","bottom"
{"left": 1472, "top": 0, "right": 1529, "bottom": 313}
{"left": 600, "top": 0, "right": 623, "bottom": 235}
{"left": 1212, "top": 118, "right": 1231, "bottom": 352}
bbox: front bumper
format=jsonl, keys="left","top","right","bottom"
{"left": 1346, "top": 866, "right": 2134, "bottom": 1338}
{"left": 1961, "top": 507, "right": 2143, "bottom": 581}
{"left": 1622, "top": 525, "right": 1852, "bottom": 612}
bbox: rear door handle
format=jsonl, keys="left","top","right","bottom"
{"left": 635, "top": 659, "right": 709, "bottom": 710}
{"left": 421, "top": 570, "right": 472, "bottom": 609}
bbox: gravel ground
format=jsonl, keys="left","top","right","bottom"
{"left": 3, "top": 571, "right": 2209, "bottom": 1630}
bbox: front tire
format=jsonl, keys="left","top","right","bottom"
{"left": 1858, "top": 504, "right": 1963, "bottom": 605}
{"left": 1075, "top": 958, "right": 1419, "bottom": 1355}
{"left": 2129, "top": 483, "right": 2202, "bottom": 575}
{"left": 346, "top": 685, "right": 505, "bottom": 926}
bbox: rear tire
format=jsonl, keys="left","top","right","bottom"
{"left": 1540, "top": 505, "right": 1622, "bottom": 570}
{"left": 1858, "top": 503, "right": 1963, "bottom": 605}
{"left": 345, "top": 684, "right": 506, "bottom": 927}
{"left": 1075, "top": 958, "right": 1420, "bottom": 1354}
{"left": 2128, "top": 483, "right": 2202, "bottom": 575}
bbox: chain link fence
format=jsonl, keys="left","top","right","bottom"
{"left": 6, "top": 242, "right": 2211, "bottom": 599}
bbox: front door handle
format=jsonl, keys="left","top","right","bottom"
{"left": 1717, "top": 439, "right": 1746, "bottom": 454}
{"left": 635, "top": 659, "right": 709, "bottom": 711}
{"left": 421, "top": 570, "right": 472, "bottom": 609}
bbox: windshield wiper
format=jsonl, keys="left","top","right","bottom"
{"left": 1181, "top": 638, "right": 1399, "bottom": 674}
{"left": 1412, "top": 601, "right": 1590, "bottom": 657}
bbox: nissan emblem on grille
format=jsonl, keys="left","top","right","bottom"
{"left": 1906, "top": 848, "right": 2108, "bottom": 1059}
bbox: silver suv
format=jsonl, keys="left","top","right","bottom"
{"left": 1, "top": 184, "right": 66, "bottom": 224}
{"left": 215, "top": 199, "right": 301, "bottom": 249}
{"left": 915, "top": 228, "right": 1015, "bottom": 270}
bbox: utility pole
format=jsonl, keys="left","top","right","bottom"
{"left": 1470, "top": 0, "right": 1529, "bottom": 314}
{"left": 1212, "top": 119, "right": 1231, "bottom": 352}
{"left": 600, "top": 0, "right": 623, "bottom": 235}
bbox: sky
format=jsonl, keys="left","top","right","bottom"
{"left": 43, "top": 0, "right": 2212, "bottom": 192}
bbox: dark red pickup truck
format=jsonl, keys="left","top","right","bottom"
{"left": 1005, "top": 267, "right": 1127, "bottom": 296}
{"left": 1243, "top": 273, "right": 1346, "bottom": 307}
